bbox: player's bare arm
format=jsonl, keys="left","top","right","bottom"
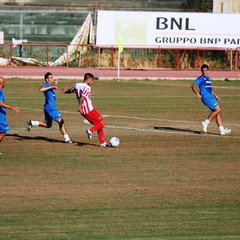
{"left": 54, "top": 79, "right": 59, "bottom": 86}
{"left": 61, "top": 88, "right": 72, "bottom": 94}
{"left": 0, "top": 101, "right": 19, "bottom": 113}
{"left": 212, "top": 91, "right": 220, "bottom": 101}
{"left": 78, "top": 95, "right": 85, "bottom": 113}
{"left": 191, "top": 83, "right": 201, "bottom": 99}
{"left": 39, "top": 85, "right": 57, "bottom": 92}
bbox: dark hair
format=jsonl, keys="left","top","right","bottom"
{"left": 84, "top": 73, "right": 95, "bottom": 81}
{"left": 44, "top": 72, "right": 52, "bottom": 81}
{"left": 201, "top": 64, "right": 209, "bottom": 70}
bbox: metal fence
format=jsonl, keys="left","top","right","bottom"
{"left": 0, "top": 43, "right": 239, "bottom": 70}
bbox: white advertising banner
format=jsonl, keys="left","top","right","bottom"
{"left": 96, "top": 10, "right": 240, "bottom": 49}
{"left": 0, "top": 32, "right": 4, "bottom": 44}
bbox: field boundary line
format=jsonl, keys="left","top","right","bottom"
{"left": 20, "top": 107, "right": 240, "bottom": 128}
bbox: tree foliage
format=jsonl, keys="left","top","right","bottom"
{"left": 180, "top": 0, "right": 213, "bottom": 12}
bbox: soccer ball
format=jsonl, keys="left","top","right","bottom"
{"left": 109, "top": 137, "right": 120, "bottom": 147}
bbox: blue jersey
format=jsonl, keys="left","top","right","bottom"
{"left": 0, "top": 89, "right": 9, "bottom": 133}
{"left": 193, "top": 75, "right": 213, "bottom": 100}
{"left": 42, "top": 82, "right": 57, "bottom": 111}
{"left": 42, "top": 82, "right": 62, "bottom": 121}
{"left": 193, "top": 75, "right": 219, "bottom": 111}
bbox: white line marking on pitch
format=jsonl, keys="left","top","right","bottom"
{"left": 83, "top": 119, "right": 240, "bottom": 138}
{"left": 20, "top": 108, "right": 240, "bottom": 138}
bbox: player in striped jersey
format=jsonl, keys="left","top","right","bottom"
{"left": 61, "top": 73, "right": 108, "bottom": 147}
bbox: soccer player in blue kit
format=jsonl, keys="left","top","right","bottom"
{"left": 0, "top": 77, "right": 19, "bottom": 151}
{"left": 26, "top": 72, "right": 73, "bottom": 143}
{"left": 191, "top": 64, "right": 231, "bottom": 135}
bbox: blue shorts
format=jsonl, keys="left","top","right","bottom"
{"left": 0, "top": 121, "right": 9, "bottom": 133}
{"left": 44, "top": 108, "right": 62, "bottom": 123}
{"left": 202, "top": 97, "right": 219, "bottom": 111}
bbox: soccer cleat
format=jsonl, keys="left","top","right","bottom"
{"left": 220, "top": 128, "right": 231, "bottom": 136}
{"left": 65, "top": 140, "right": 78, "bottom": 145}
{"left": 99, "top": 142, "right": 110, "bottom": 147}
{"left": 86, "top": 129, "right": 92, "bottom": 140}
{"left": 26, "top": 120, "right": 33, "bottom": 132}
{"left": 202, "top": 121, "right": 208, "bottom": 133}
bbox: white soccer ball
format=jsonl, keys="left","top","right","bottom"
{"left": 109, "top": 137, "right": 120, "bottom": 147}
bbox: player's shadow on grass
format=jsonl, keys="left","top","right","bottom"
{"left": 152, "top": 126, "right": 202, "bottom": 134}
{"left": 8, "top": 133, "right": 65, "bottom": 143}
{"left": 7, "top": 133, "right": 98, "bottom": 146}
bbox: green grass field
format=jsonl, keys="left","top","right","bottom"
{"left": 0, "top": 78, "right": 239, "bottom": 240}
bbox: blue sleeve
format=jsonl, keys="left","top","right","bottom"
{"left": 42, "top": 82, "right": 50, "bottom": 88}
{"left": 193, "top": 76, "right": 203, "bottom": 86}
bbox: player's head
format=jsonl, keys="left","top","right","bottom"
{"left": 44, "top": 72, "right": 53, "bottom": 82}
{"left": 0, "top": 76, "right": 6, "bottom": 88}
{"left": 84, "top": 73, "right": 95, "bottom": 81}
{"left": 201, "top": 64, "right": 209, "bottom": 76}
{"left": 201, "top": 64, "right": 209, "bottom": 70}
{"left": 83, "top": 73, "right": 95, "bottom": 85}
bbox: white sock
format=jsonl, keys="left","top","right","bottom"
{"left": 64, "top": 134, "right": 71, "bottom": 142}
{"left": 31, "top": 121, "right": 39, "bottom": 126}
{"left": 204, "top": 119, "right": 210, "bottom": 125}
{"left": 219, "top": 126, "right": 224, "bottom": 133}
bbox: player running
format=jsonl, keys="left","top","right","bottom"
{"left": 191, "top": 64, "right": 231, "bottom": 135}
{"left": 0, "top": 77, "right": 20, "bottom": 152}
{"left": 26, "top": 72, "right": 73, "bottom": 144}
{"left": 61, "top": 73, "right": 108, "bottom": 147}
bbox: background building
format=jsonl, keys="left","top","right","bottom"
{"left": 213, "top": 0, "right": 240, "bottom": 13}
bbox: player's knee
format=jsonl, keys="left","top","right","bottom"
{"left": 46, "top": 122, "right": 52, "bottom": 128}
{"left": 58, "top": 118, "right": 64, "bottom": 128}
{"left": 0, "top": 133, "right": 6, "bottom": 142}
{"left": 215, "top": 106, "right": 221, "bottom": 114}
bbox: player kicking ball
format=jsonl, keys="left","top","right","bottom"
{"left": 61, "top": 73, "right": 109, "bottom": 147}
{"left": 191, "top": 64, "right": 231, "bottom": 136}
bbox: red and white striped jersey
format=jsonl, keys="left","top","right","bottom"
{"left": 71, "top": 83, "right": 94, "bottom": 115}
